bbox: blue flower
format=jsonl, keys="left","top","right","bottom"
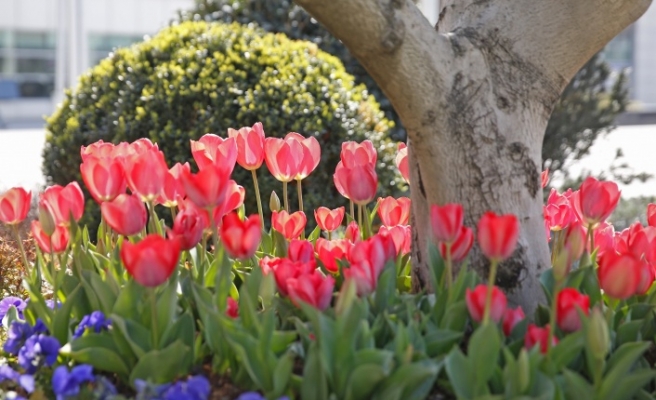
{"left": 236, "top": 393, "right": 290, "bottom": 400}
{"left": 0, "top": 296, "right": 27, "bottom": 321}
{"left": 17, "top": 334, "right": 61, "bottom": 374}
{"left": 73, "top": 311, "right": 112, "bottom": 339}
{"left": 45, "top": 299, "right": 61, "bottom": 309}
{"left": 3, "top": 320, "right": 34, "bottom": 355}
{"left": 94, "top": 376, "right": 118, "bottom": 400}
{"left": 162, "top": 375, "right": 210, "bottom": 400}
{"left": 52, "top": 364, "right": 95, "bottom": 400}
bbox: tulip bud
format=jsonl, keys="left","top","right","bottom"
{"left": 586, "top": 308, "right": 610, "bottom": 361}
{"left": 38, "top": 201, "right": 57, "bottom": 237}
{"left": 269, "top": 191, "right": 281, "bottom": 212}
{"left": 517, "top": 349, "right": 530, "bottom": 393}
{"left": 552, "top": 248, "right": 570, "bottom": 283}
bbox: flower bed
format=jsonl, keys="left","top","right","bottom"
{"left": 0, "top": 123, "right": 655, "bottom": 399}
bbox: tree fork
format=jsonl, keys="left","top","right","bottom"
{"left": 295, "top": 0, "right": 652, "bottom": 313}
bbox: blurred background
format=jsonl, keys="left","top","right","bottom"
{"left": 0, "top": 0, "right": 655, "bottom": 228}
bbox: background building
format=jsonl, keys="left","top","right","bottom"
{"left": 416, "top": 0, "right": 656, "bottom": 112}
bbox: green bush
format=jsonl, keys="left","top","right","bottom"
{"left": 43, "top": 21, "right": 400, "bottom": 232}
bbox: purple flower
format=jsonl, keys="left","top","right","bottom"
{"left": 162, "top": 375, "right": 210, "bottom": 400}
{"left": 236, "top": 393, "right": 290, "bottom": 400}
{"left": 52, "top": 364, "right": 95, "bottom": 400}
{"left": 0, "top": 296, "right": 27, "bottom": 321}
{"left": 73, "top": 311, "right": 112, "bottom": 339}
{"left": 45, "top": 299, "right": 61, "bottom": 309}
{"left": 0, "top": 365, "right": 35, "bottom": 393}
{"left": 17, "top": 334, "right": 61, "bottom": 373}
{"left": 3, "top": 319, "right": 49, "bottom": 355}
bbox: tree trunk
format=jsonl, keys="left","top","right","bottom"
{"left": 295, "top": 0, "right": 652, "bottom": 313}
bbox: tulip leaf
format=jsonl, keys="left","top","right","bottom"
{"left": 112, "top": 279, "right": 145, "bottom": 320}
{"left": 308, "top": 225, "right": 321, "bottom": 243}
{"left": 601, "top": 341, "right": 651, "bottom": 397}
{"left": 67, "top": 346, "right": 130, "bottom": 377}
{"left": 580, "top": 268, "right": 602, "bottom": 306}
{"left": 129, "top": 340, "right": 191, "bottom": 384}
{"left": 88, "top": 272, "right": 118, "bottom": 314}
{"left": 428, "top": 243, "right": 445, "bottom": 290}
{"left": 440, "top": 301, "right": 468, "bottom": 331}
{"left": 602, "top": 369, "right": 656, "bottom": 400}
{"left": 424, "top": 329, "right": 462, "bottom": 357}
{"left": 616, "top": 320, "right": 644, "bottom": 345}
{"left": 51, "top": 285, "right": 81, "bottom": 344}
{"left": 539, "top": 269, "right": 555, "bottom": 302}
{"left": 344, "top": 364, "right": 387, "bottom": 400}
{"left": 273, "top": 230, "right": 288, "bottom": 258}
{"left": 549, "top": 330, "right": 584, "bottom": 371}
{"left": 272, "top": 351, "right": 294, "bottom": 398}
{"left": 563, "top": 368, "right": 593, "bottom": 399}
{"left": 445, "top": 347, "right": 474, "bottom": 399}
{"left": 160, "top": 312, "right": 195, "bottom": 368}
{"left": 155, "top": 278, "right": 179, "bottom": 338}
{"left": 374, "top": 266, "right": 397, "bottom": 313}
{"left": 301, "top": 342, "right": 329, "bottom": 400}
{"left": 109, "top": 314, "right": 150, "bottom": 357}
{"left": 468, "top": 323, "right": 501, "bottom": 395}
{"left": 372, "top": 360, "right": 440, "bottom": 400}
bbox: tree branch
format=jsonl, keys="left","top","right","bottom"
{"left": 294, "top": 0, "right": 452, "bottom": 130}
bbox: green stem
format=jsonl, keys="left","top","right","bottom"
{"left": 445, "top": 243, "right": 453, "bottom": 289}
{"left": 12, "top": 225, "right": 30, "bottom": 276}
{"left": 283, "top": 181, "right": 289, "bottom": 212}
{"left": 49, "top": 239, "right": 58, "bottom": 305}
{"left": 252, "top": 169, "right": 265, "bottom": 229}
{"left": 197, "top": 234, "right": 208, "bottom": 281}
{"left": 296, "top": 179, "right": 304, "bottom": 213}
{"left": 587, "top": 226, "right": 595, "bottom": 259}
{"left": 211, "top": 215, "right": 220, "bottom": 259}
{"left": 482, "top": 260, "right": 499, "bottom": 325}
{"left": 170, "top": 206, "right": 177, "bottom": 223}
{"left": 547, "top": 281, "right": 562, "bottom": 355}
{"left": 358, "top": 204, "right": 363, "bottom": 229}
{"left": 327, "top": 231, "right": 332, "bottom": 241}
{"left": 350, "top": 200, "right": 355, "bottom": 221}
{"left": 150, "top": 288, "right": 159, "bottom": 349}
{"left": 147, "top": 201, "right": 161, "bottom": 236}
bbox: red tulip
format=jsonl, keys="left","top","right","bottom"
{"left": 272, "top": 259, "right": 316, "bottom": 296}
{"left": 541, "top": 169, "right": 549, "bottom": 188}
{"left": 556, "top": 288, "right": 589, "bottom": 332}
{"left": 377, "top": 225, "right": 411, "bottom": 255}
{"left": 395, "top": 143, "right": 409, "bottom": 184}
{"left": 314, "top": 207, "right": 345, "bottom": 232}
{"left": 124, "top": 148, "right": 169, "bottom": 202}
{"left": 177, "top": 198, "right": 210, "bottom": 233}
{"left": 315, "top": 238, "right": 351, "bottom": 273}
{"left": 287, "top": 270, "right": 334, "bottom": 310}
{"left": 635, "top": 258, "right": 655, "bottom": 296}
{"left": 31, "top": 221, "right": 69, "bottom": 254}
{"left": 430, "top": 203, "right": 464, "bottom": 244}
{"left": 544, "top": 191, "right": 575, "bottom": 232}
{"left": 157, "top": 162, "right": 190, "bottom": 208}
{"left": 0, "top": 187, "right": 31, "bottom": 225}
{"left": 562, "top": 221, "right": 586, "bottom": 262}
{"left": 525, "top": 324, "right": 557, "bottom": 354}
{"left": 272, "top": 210, "right": 307, "bottom": 240}
{"left": 226, "top": 297, "right": 239, "bottom": 319}
{"left": 344, "top": 235, "right": 388, "bottom": 295}
{"left": 340, "top": 140, "right": 377, "bottom": 168}
{"left": 597, "top": 251, "right": 641, "bottom": 299}
{"left": 439, "top": 226, "right": 474, "bottom": 263}
{"left": 593, "top": 222, "right": 615, "bottom": 256}
{"left": 288, "top": 240, "right": 314, "bottom": 263}
{"left": 212, "top": 181, "right": 245, "bottom": 224}
{"left": 648, "top": 204, "right": 656, "bottom": 227}
{"left": 259, "top": 256, "right": 282, "bottom": 276}
{"left": 41, "top": 182, "right": 85, "bottom": 226}
{"left": 345, "top": 221, "right": 361, "bottom": 243}
{"left": 190, "top": 134, "right": 237, "bottom": 176}
{"left": 375, "top": 229, "right": 398, "bottom": 261}
{"left": 477, "top": 212, "right": 520, "bottom": 262}
{"left": 80, "top": 140, "right": 115, "bottom": 162}
{"left": 502, "top": 307, "right": 525, "bottom": 336}
{"left": 120, "top": 234, "right": 181, "bottom": 287}
{"left": 80, "top": 156, "right": 125, "bottom": 203}
{"left": 264, "top": 133, "right": 321, "bottom": 182}
{"left": 574, "top": 176, "right": 620, "bottom": 228}
{"left": 228, "top": 122, "right": 266, "bottom": 171}
{"left": 220, "top": 213, "right": 261, "bottom": 260}
{"left": 333, "top": 162, "right": 378, "bottom": 205}
{"left": 377, "top": 197, "right": 411, "bottom": 227}
{"left": 180, "top": 164, "right": 231, "bottom": 211}
{"left": 100, "top": 194, "right": 147, "bottom": 236}
{"left": 465, "top": 284, "right": 507, "bottom": 323}
{"left": 168, "top": 205, "right": 205, "bottom": 250}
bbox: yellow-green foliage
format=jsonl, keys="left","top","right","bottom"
{"left": 44, "top": 21, "right": 400, "bottom": 230}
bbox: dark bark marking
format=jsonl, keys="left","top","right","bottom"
{"left": 380, "top": 0, "right": 406, "bottom": 53}
{"left": 507, "top": 142, "right": 540, "bottom": 198}
{"left": 436, "top": 7, "right": 447, "bottom": 29}
{"left": 478, "top": 245, "right": 528, "bottom": 291}
{"left": 416, "top": 159, "right": 427, "bottom": 198}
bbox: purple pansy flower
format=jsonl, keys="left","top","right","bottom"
{"left": 3, "top": 319, "right": 48, "bottom": 355}
{"left": 52, "top": 364, "right": 95, "bottom": 400}
{"left": 162, "top": 375, "right": 211, "bottom": 400}
{"left": 17, "top": 334, "right": 61, "bottom": 374}
{"left": 0, "top": 296, "right": 27, "bottom": 321}
{"left": 0, "top": 365, "right": 35, "bottom": 393}
{"left": 73, "top": 311, "right": 112, "bottom": 339}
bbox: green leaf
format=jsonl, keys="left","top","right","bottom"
{"left": 308, "top": 225, "right": 321, "bottom": 243}
{"left": 549, "top": 330, "right": 583, "bottom": 370}
{"left": 52, "top": 285, "right": 81, "bottom": 344}
{"left": 272, "top": 351, "right": 294, "bottom": 398}
{"left": 109, "top": 314, "right": 151, "bottom": 357}
{"left": 112, "top": 279, "right": 145, "bottom": 320}
{"left": 372, "top": 360, "right": 440, "bottom": 400}
{"left": 88, "top": 272, "right": 118, "bottom": 314}
{"left": 345, "top": 364, "right": 388, "bottom": 400}
{"left": 445, "top": 348, "right": 473, "bottom": 400}
{"left": 160, "top": 312, "right": 195, "bottom": 369}
{"left": 155, "top": 278, "right": 179, "bottom": 338}
{"left": 301, "top": 342, "right": 329, "bottom": 400}
{"left": 539, "top": 268, "right": 555, "bottom": 302}
{"left": 424, "top": 329, "right": 462, "bottom": 357}
{"left": 600, "top": 342, "right": 651, "bottom": 398}
{"left": 374, "top": 265, "right": 396, "bottom": 313}
{"left": 562, "top": 369, "right": 593, "bottom": 400}
{"left": 428, "top": 243, "right": 445, "bottom": 290}
{"left": 469, "top": 323, "right": 501, "bottom": 395}
{"left": 129, "top": 340, "right": 191, "bottom": 384}
{"left": 65, "top": 335, "right": 130, "bottom": 376}
{"left": 580, "top": 267, "right": 602, "bottom": 306}
{"left": 616, "top": 320, "right": 644, "bottom": 345}
{"left": 603, "top": 369, "right": 656, "bottom": 400}
{"left": 440, "top": 301, "right": 469, "bottom": 331}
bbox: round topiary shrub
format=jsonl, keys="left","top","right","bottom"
{"left": 43, "top": 21, "right": 401, "bottom": 232}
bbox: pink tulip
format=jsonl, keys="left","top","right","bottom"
{"left": 377, "top": 197, "right": 411, "bottom": 227}
{"left": 0, "top": 187, "right": 31, "bottom": 225}
{"left": 378, "top": 225, "right": 411, "bottom": 255}
{"left": 439, "top": 226, "right": 474, "bottom": 263}
{"left": 597, "top": 251, "right": 641, "bottom": 299}
{"left": 124, "top": 148, "right": 169, "bottom": 202}
{"left": 396, "top": 143, "right": 409, "bottom": 184}
{"left": 288, "top": 239, "right": 314, "bottom": 263}
{"left": 525, "top": 324, "right": 557, "bottom": 354}
{"left": 344, "top": 235, "right": 388, "bottom": 295}
{"left": 31, "top": 221, "right": 69, "bottom": 254}
{"left": 180, "top": 164, "right": 231, "bottom": 211}
{"left": 345, "top": 221, "right": 361, "bottom": 243}
{"left": 272, "top": 259, "right": 316, "bottom": 296}
{"left": 264, "top": 133, "right": 320, "bottom": 182}
{"left": 228, "top": 122, "right": 266, "bottom": 171}
{"left": 333, "top": 162, "right": 378, "bottom": 205}
{"left": 574, "top": 176, "right": 620, "bottom": 228}
{"left": 220, "top": 213, "right": 261, "bottom": 260}
{"left": 465, "top": 284, "right": 507, "bottom": 323}
{"left": 556, "top": 288, "right": 589, "bottom": 332}
{"left": 271, "top": 210, "right": 307, "bottom": 240}
{"left": 340, "top": 140, "right": 377, "bottom": 168}
{"left": 41, "top": 182, "right": 85, "bottom": 226}
{"left": 190, "top": 134, "right": 238, "bottom": 176}
{"left": 315, "top": 238, "right": 351, "bottom": 273}
{"left": 287, "top": 271, "right": 334, "bottom": 310}
{"left": 157, "top": 162, "right": 190, "bottom": 208}
{"left": 120, "top": 234, "right": 181, "bottom": 287}
{"left": 80, "top": 156, "right": 125, "bottom": 203}
{"left": 100, "top": 194, "right": 147, "bottom": 236}
{"left": 168, "top": 205, "right": 205, "bottom": 250}
{"left": 314, "top": 207, "right": 345, "bottom": 232}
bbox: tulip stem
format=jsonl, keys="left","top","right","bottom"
{"left": 211, "top": 217, "right": 220, "bottom": 259}
{"left": 11, "top": 225, "right": 30, "bottom": 277}
{"left": 327, "top": 231, "right": 332, "bottom": 241}
{"left": 283, "top": 182, "right": 289, "bottom": 212}
{"left": 482, "top": 260, "right": 499, "bottom": 325}
{"left": 444, "top": 243, "right": 453, "bottom": 289}
{"left": 49, "top": 241, "right": 58, "bottom": 306}
{"left": 358, "top": 205, "right": 363, "bottom": 229}
{"left": 252, "top": 170, "right": 265, "bottom": 229}
{"left": 587, "top": 226, "right": 595, "bottom": 259}
{"left": 147, "top": 201, "right": 161, "bottom": 236}
{"left": 350, "top": 200, "right": 355, "bottom": 221}
{"left": 150, "top": 288, "right": 159, "bottom": 349}
{"left": 296, "top": 179, "right": 304, "bottom": 213}
{"left": 170, "top": 206, "right": 177, "bottom": 223}
{"left": 546, "top": 281, "right": 561, "bottom": 355}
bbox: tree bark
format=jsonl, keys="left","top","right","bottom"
{"left": 295, "top": 0, "right": 652, "bottom": 313}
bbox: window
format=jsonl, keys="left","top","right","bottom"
{"left": 0, "top": 31, "right": 7, "bottom": 49}
{"left": 88, "top": 34, "right": 144, "bottom": 65}
{"left": 0, "top": 30, "right": 56, "bottom": 98}
{"left": 14, "top": 31, "right": 56, "bottom": 49}
{"left": 16, "top": 57, "right": 55, "bottom": 74}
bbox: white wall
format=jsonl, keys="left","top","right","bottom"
{"left": 634, "top": 4, "right": 656, "bottom": 110}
